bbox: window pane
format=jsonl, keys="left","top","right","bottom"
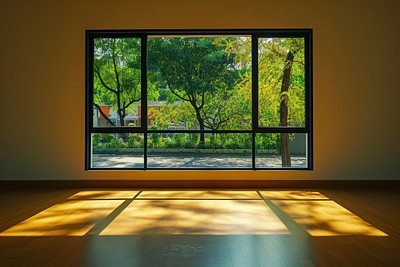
{"left": 91, "top": 133, "right": 144, "bottom": 168}
{"left": 147, "top": 36, "right": 252, "bottom": 131}
{"left": 93, "top": 38, "right": 142, "bottom": 128}
{"left": 258, "top": 38, "right": 305, "bottom": 127}
{"left": 255, "top": 133, "right": 307, "bottom": 168}
{"left": 147, "top": 133, "right": 252, "bottom": 168}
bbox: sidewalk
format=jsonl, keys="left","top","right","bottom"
{"left": 92, "top": 154, "right": 306, "bottom": 168}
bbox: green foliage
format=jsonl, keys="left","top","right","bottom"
{"left": 94, "top": 39, "right": 142, "bottom": 111}
{"left": 222, "top": 37, "right": 306, "bottom": 128}
{"left": 105, "top": 134, "right": 116, "bottom": 143}
{"left": 95, "top": 133, "right": 282, "bottom": 150}
{"left": 171, "top": 133, "right": 186, "bottom": 148}
{"left": 93, "top": 36, "right": 304, "bottom": 159}
{"left": 224, "top": 138, "right": 241, "bottom": 149}
{"left": 97, "top": 134, "right": 127, "bottom": 148}
{"left": 259, "top": 38, "right": 305, "bottom": 127}
{"left": 149, "top": 133, "right": 161, "bottom": 148}
{"left": 146, "top": 36, "right": 305, "bottom": 132}
{"left": 209, "top": 134, "right": 222, "bottom": 148}
{"left": 94, "top": 38, "right": 157, "bottom": 126}
{"left": 160, "top": 137, "right": 172, "bottom": 148}
{"left": 92, "top": 134, "right": 102, "bottom": 147}
{"left": 94, "top": 36, "right": 304, "bottom": 131}
{"left": 186, "top": 134, "right": 199, "bottom": 146}
{"left": 255, "top": 134, "right": 280, "bottom": 151}
{"left": 148, "top": 37, "right": 251, "bottom": 133}
{"left": 128, "top": 134, "right": 142, "bottom": 148}
{"left": 147, "top": 125, "right": 161, "bottom": 148}
{"left": 117, "top": 138, "right": 127, "bottom": 148}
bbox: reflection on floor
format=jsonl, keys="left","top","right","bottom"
{"left": 259, "top": 191, "right": 387, "bottom": 236}
{"left": 0, "top": 189, "right": 399, "bottom": 266}
{"left": 0, "top": 199, "right": 124, "bottom": 236}
{"left": 0, "top": 190, "right": 386, "bottom": 237}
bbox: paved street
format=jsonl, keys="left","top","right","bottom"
{"left": 92, "top": 154, "right": 306, "bottom": 168}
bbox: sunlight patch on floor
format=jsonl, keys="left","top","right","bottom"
{"left": 259, "top": 191, "right": 388, "bottom": 236}
{"left": 99, "top": 199, "right": 289, "bottom": 235}
{"left": 138, "top": 190, "right": 260, "bottom": 199}
{"left": 0, "top": 190, "right": 388, "bottom": 237}
{"left": 0, "top": 200, "right": 123, "bottom": 236}
{"left": 68, "top": 191, "right": 140, "bottom": 200}
{"left": 261, "top": 190, "right": 329, "bottom": 200}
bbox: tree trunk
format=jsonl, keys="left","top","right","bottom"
{"left": 117, "top": 96, "right": 124, "bottom": 127}
{"left": 198, "top": 119, "right": 205, "bottom": 145}
{"left": 280, "top": 133, "right": 290, "bottom": 167}
{"left": 194, "top": 107, "right": 205, "bottom": 145}
{"left": 280, "top": 51, "right": 294, "bottom": 167}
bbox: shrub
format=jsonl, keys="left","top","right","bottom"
{"left": 150, "top": 132, "right": 161, "bottom": 147}
{"left": 92, "top": 134, "right": 102, "bottom": 148}
{"left": 147, "top": 139, "right": 153, "bottom": 147}
{"left": 170, "top": 133, "right": 186, "bottom": 148}
{"left": 187, "top": 133, "right": 199, "bottom": 144}
{"left": 106, "top": 134, "right": 116, "bottom": 143}
{"left": 224, "top": 139, "right": 240, "bottom": 149}
{"left": 184, "top": 141, "right": 196, "bottom": 149}
{"left": 103, "top": 134, "right": 128, "bottom": 148}
{"left": 209, "top": 134, "right": 222, "bottom": 149}
{"left": 183, "top": 133, "right": 198, "bottom": 149}
{"left": 117, "top": 138, "right": 127, "bottom": 148}
{"left": 128, "top": 134, "right": 142, "bottom": 148}
{"left": 255, "top": 134, "right": 279, "bottom": 150}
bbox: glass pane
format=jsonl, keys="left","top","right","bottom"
{"left": 93, "top": 38, "right": 142, "bottom": 127}
{"left": 147, "top": 133, "right": 252, "bottom": 168}
{"left": 255, "top": 133, "right": 307, "bottom": 168}
{"left": 258, "top": 38, "right": 305, "bottom": 127}
{"left": 147, "top": 36, "right": 251, "bottom": 131}
{"left": 91, "top": 133, "right": 144, "bottom": 168}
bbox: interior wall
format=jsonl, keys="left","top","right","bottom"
{"left": 1, "top": 0, "right": 399, "bottom": 181}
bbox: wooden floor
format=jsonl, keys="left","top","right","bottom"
{"left": 0, "top": 188, "right": 399, "bottom": 266}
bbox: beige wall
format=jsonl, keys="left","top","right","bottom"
{"left": 1, "top": 0, "right": 399, "bottom": 180}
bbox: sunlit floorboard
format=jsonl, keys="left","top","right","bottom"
{"left": 100, "top": 199, "right": 289, "bottom": 235}
{"left": 0, "top": 189, "right": 399, "bottom": 266}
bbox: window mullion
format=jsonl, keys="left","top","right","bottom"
{"left": 251, "top": 34, "right": 259, "bottom": 169}
{"left": 86, "top": 33, "right": 95, "bottom": 170}
{"left": 141, "top": 35, "right": 148, "bottom": 169}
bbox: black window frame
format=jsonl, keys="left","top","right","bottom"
{"left": 85, "top": 29, "right": 313, "bottom": 170}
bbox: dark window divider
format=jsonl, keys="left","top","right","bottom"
{"left": 90, "top": 128, "right": 309, "bottom": 134}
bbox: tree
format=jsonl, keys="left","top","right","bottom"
{"left": 275, "top": 39, "right": 304, "bottom": 167}
{"left": 279, "top": 50, "right": 294, "bottom": 167}
{"left": 93, "top": 38, "right": 142, "bottom": 128}
{"left": 148, "top": 37, "right": 250, "bottom": 144}
{"left": 225, "top": 37, "right": 305, "bottom": 166}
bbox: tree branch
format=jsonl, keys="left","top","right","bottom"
{"left": 93, "top": 103, "right": 116, "bottom": 126}
{"left": 218, "top": 112, "right": 240, "bottom": 126}
{"left": 111, "top": 40, "right": 121, "bottom": 92}
{"left": 123, "top": 97, "right": 141, "bottom": 110}
{"left": 159, "top": 67, "right": 191, "bottom": 102}
{"left": 198, "top": 89, "right": 206, "bottom": 109}
{"left": 94, "top": 66, "right": 118, "bottom": 94}
{"left": 293, "top": 60, "right": 304, "bottom": 66}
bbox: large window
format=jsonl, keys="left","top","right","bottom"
{"left": 86, "top": 30, "right": 312, "bottom": 170}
